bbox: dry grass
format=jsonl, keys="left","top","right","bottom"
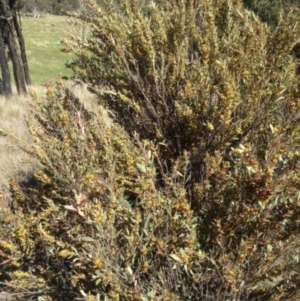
{"left": 0, "top": 84, "right": 104, "bottom": 201}
{"left": 66, "top": 81, "right": 112, "bottom": 125}
{"left": 0, "top": 88, "right": 35, "bottom": 196}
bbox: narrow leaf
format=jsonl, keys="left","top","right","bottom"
{"left": 82, "top": 236, "right": 94, "bottom": 242}
{"left": 136, "top": 163, "right": 147, "bottom": 173}
{"left": 170, "top": 254, "right": 181, "bottom": 262}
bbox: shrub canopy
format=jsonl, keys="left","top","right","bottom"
{"left": 1, "top": 0, "right": 300, "bottom": 300}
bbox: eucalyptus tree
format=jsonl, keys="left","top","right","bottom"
{"left": 0, "top": 0, "right": 30, "bottom": 96}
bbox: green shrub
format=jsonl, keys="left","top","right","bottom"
{"left": 243, "top": 0, "right": 300, "bottom": 26}
{"left": 0, "top": 85, "right": 203, "bottom": 300}
{"left": 242, "top": 0, "right": 300, "bottom": 61}
{"left": 0, "top": 0, "right": 300, "bottom": 300}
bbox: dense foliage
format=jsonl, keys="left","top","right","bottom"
{"left": 243, "top": 0, "right": 300, "bottom": 26}
{"left": 1, "top": 0, "right": 300, "bottom": 300}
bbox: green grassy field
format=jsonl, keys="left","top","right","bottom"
{"left": 21, "top": 14, "right": 76, "bottom": 84}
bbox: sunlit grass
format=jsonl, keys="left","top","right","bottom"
{"left": 21, "top": 15, "right": 79, "bottom": 84}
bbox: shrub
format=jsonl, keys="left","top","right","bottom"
{"left": 0, "top": 85, "right": 204, "bottom": 300}
{"left": 0, "top": 0, "right": 300, "bottom": 300}
{"left": 242, "top": 0, "right": 300, "bottom": 63}
{"left": 242, "top": 0, "right": 300, "bottom": 26}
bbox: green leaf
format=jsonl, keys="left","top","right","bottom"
{"left": 127, "top": 266, "right": 133, "bottom": 275}
{"left": 144, "top": 214, "right": 152, "bottom": 232}
{"left": 147, "top": 290, "right": 156, "bottom": 298}
{"left": 82, "top": 236, "right": 94, "bottom": 242}
{"left": 170, "top": 254, "right": 181, "bottom": 262}
{"left": 176, "top": 171, "right": 184, "bottom": 177}
{"left": 136, "top": 163, "right": 147, "bottom": 173}
{"left": 96, "top": 278, "right": 101, "bottom": 285}
{"left": 267, "top": 244, "right": 273, "bottom": 252}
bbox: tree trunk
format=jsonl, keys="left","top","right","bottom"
{"left": 12, "top": 9, "right": 31, "bottom": 85}
{"left": 6, "top": 26, "right": 27, "bottom": 95}
{"left": 0, "top": 0, "right": 27, "bottom": 96}
{"left": 0, "top": 31, "right": 12, "bottom": 97}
